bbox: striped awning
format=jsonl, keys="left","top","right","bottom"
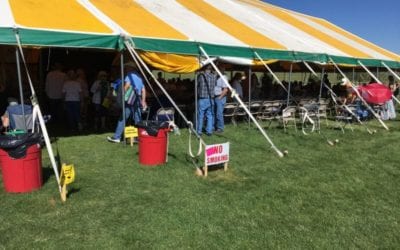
{"left": 1, "top": 0, "right": 399, "bottom": 71}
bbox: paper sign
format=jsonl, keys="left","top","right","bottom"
{"left": 124, "top": 126, "right": 138, "bottom": 138}
{"left": 205, "top": 142, "right": 230, "bottom": 166}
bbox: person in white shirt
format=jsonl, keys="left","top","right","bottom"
{"left": 62, "top": 69, "right": 82, "bottom": 132}
{"left": 45, "top": 62, "right": 67, "bottom": 123}
{"left": 214, "top": 65, "right": 228, "bottom": 133}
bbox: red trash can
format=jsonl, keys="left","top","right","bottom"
{"left": 0, "top": 144, "right": 42, "bottom": 193}
{"left": 138, "top": 128, "right": 169, "bottom": 166}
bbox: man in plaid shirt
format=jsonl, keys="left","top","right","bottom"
{"left": 196, "top": 64, "right": 216, "bottom": 136}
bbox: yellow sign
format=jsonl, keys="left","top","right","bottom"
{"left": 124, "top": 126, "right": 138, "bottom": 138}
{"left": 60, "top": 164, "right": 75, "bottom": 185}
{"left": 60, "top": 163, "right": 75, "bottom": 202}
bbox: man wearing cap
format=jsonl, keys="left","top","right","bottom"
{"left": 196, "top": 64, "right": 216, "bottom": 136}
{"left": 107, "top": 62, "right": 147, "bottom": 143}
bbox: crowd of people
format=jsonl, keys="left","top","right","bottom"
{"left": 2, "top": 60, "right": 399, "bottom": 137}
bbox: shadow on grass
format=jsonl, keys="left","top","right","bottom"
{"left": 67, "top": 187, "right": 81, "bottom": 198}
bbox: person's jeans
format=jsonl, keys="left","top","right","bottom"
{"left": 112, "top": 104, "right": 142, "bottom": 139}
{"left": 197, "top": 98, "right": 214, "bottom": 135}
{"left": 65, "top": 101, "right": 81, "bottom": 130}
{"left": 214, "top": 96, "right": 226, "bottom": 131}
{"left": 48, "top": 98, "right": 63, "bottom": 123}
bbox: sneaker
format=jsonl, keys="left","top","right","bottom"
{"left": 107, "top": 136, "right": 121, "bottom": 143}
{"left": 206, "top": 133, "right": 212, "bottom": 136}
{"left": 215, "top": 129, "right": 223, "bottom": 133}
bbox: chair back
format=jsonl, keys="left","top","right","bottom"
{"left": 156, "top": 107, "right": 175, "bottom": 122}
{"left": 7, "top": 104, "right": 33, "bottom": 131}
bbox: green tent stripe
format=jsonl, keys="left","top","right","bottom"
{"left": 2, "top": 28, "right": 120, "bottom": 49}
{"left": 0, "top": 28, "right": 17, "bottom": 45}
{"left": 1, "top": 28, "right": 399, "bottom": 69}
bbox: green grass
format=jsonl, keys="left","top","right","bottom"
{"left": 1, "top": 118, "right": 400, "bottom": 249}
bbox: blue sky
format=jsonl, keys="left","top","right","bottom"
{"left": 263, "top": 0, "right": 400, "bottom": 55}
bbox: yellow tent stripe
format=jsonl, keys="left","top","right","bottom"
{"left": 91, "top": 0, "right": 187, "bottom": 40}
{"left": 10, "top": 0, "right": 113, "bottom": 34}
{"left": 177, "top": 0, "right": 285, "bottom": 49}
{"left": 240, "top": 0, "right": 372, "bottom": 59}
{"left": 306, "top": 16, "right": 400, "bottom": 61}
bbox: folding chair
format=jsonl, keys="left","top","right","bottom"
{"left": 6, "top": 104, "right": 34, "bottom": 132}
{"left": 232, "top": 102, "right": 248, "bottom": 125}
{"left": 249, "top": 101, "right": 263, "bottom": 119}
{"left": 223, "top": 102, "right": 237, "bottom": 125}
{"left": 155, "top": 107, "right": 175, "bottom": 122}
{"left": 258, "top": 101, "right": 277, "bottom": 128}
{"left": 279, "top": 106, "right": 297, "bottom": 132}
{"left": 334, "top": 104, "right": 355, "bottom": 133}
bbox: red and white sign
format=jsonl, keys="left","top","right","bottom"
{"left": 205, "top": 142, "right": 230, "bottom": 166}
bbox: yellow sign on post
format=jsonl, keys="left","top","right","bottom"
{"left": 60, "top": 163, "right": 75, "bottom": 202}
{"left": 124, "top": 126, "right": 138, "bottom": 146}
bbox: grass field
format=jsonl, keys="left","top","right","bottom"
{"left": 1, "top": 118, "right": 400, "bottom": 249}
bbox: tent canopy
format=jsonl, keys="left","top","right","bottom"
{"left": 1, "top": 0, "right": 399, "bottom": 72}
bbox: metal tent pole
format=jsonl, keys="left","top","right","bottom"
{"left": 286, "top": 63, "right": 293, "bottom": 107}
{"left": 359, "top": 60, "right": 400, "bottom": 105}
{"left": 330, "top": 58, "right": 388, "bottom": 130}
{"left": 303, "top": 61, "right": 373, "bottom": 134}
{"left": 200, "top": 46, "right": 284, "bottom": 157}
{"left": 120, "top": 53, "right": 126, "bottom": 143}
{"left": 15, "top": 48, "right": 27, "bottom": 131}
{"left": 248, "top": 67, "right": 251, "bottom": 127}
{"left": 14, "top": 31, "right": 61, "bottom": 193}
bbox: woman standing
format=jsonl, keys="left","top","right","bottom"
{"left": 62, "top": 69, "right": 82, "bottom": 132}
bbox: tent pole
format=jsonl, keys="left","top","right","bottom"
{"left": 302, "top": 61, "right": 373, "bottom": 134}
{"left": 352, "top": 68, "right": 355, "bottom": 83}
{"left": 195, "top": 71, "right": 198, "bottom": 132}
{"left": 14, "top": 31, "right": 61, "bottom": 194}
{"left": 287, "top": 63, "right": 293, "bottom": 107}
{"left": 248, "top": 67, "right": 251, "bottom": 127}
{"left": 15, "top": 48, "right": 27, "bottom": 131}
{"left": 382, "top": 62, "right": 400, "bottom": 82}
{"left": 318, "top": 67, "right": 324, "bottom": 102}
{"left": 330, "top": 58, "right": 388, "bottom": 130}
{"left": 254, "top": 52, "right": 299, "bottom": 106}
{"left": 124, "top": 40, "right": 205, "bottom": 145}
{"left": 120, "top": 53, "right": 126, "bottom": 143}
{"left": 200, "top": 46, "right": 284, "bottom": 157}
{"left": 358, "top": 60, "right": 400, "bottom": 105}
{"left": 254, "top": 52, "right": 288, "bottom": 93}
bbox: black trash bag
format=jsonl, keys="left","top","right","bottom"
{"left": 135, "top": 120, "right": 169, "bottom": 137}
{"left": 0, "top": 133, "right": 43, "bottom": 159}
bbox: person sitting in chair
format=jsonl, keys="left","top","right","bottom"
{"left": 1, "top": 97, "right": 33, "bottom": 132}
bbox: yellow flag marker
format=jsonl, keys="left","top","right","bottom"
{"left": 124, "top": 126, "right": 138, "bottom": 146}
{"left": 60, "top": 163, "right": 75, "bottom": 202}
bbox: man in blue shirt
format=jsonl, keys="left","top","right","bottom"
{"left": 107, "top": 62, "right": 147, "bottom": 143}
